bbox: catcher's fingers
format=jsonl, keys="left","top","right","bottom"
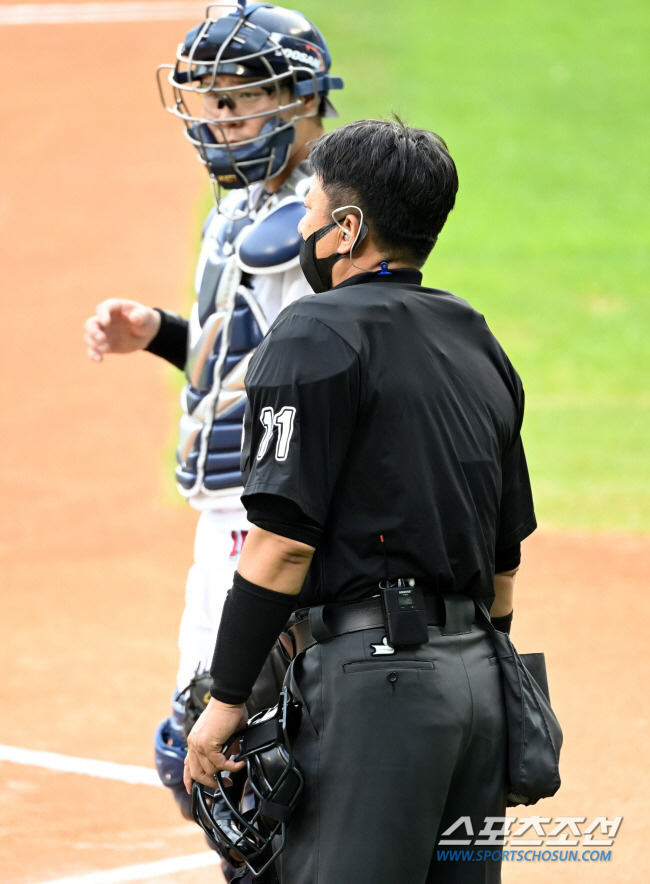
{"left": 83, "top": 316, "right": 109, "bottom": 362}
{"left": 84, "top": 303, "right": 124, "bottom": 361}
{"left": 84, "top": 300, "right": 160, "bottom": 358}
{"left": 94, "top": 298, "right": 134, "bottom": 326}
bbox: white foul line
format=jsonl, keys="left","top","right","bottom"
{"left": 0, "top": 743, "right": 162, "bottom": 786}
{"left": 1, "top": 744, "right": 223, "bottom": 880}
{"left": 0, "top": 2, "right": 206, "bottom": 26}
{"left": 29, "top": 852, "right": 220, "bottom": 884}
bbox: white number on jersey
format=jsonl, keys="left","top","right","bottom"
{"left": 256, "top": 406, "right": 296, "bottom": 462}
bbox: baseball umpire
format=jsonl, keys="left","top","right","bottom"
{"left": 184, "top": 117, "right": 537, "bottom": 883}
{"left": 83, "top": 0, "right": 343, "bottom": 837}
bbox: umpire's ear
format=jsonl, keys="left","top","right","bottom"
{"left": 335, "top": 211, "right": 369, "bottom": 255}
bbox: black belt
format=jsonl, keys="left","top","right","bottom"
{"left": 289, "top": 593, "right": 453, "bottom": 656}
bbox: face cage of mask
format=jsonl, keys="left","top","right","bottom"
{"left": 156, "top": 14, "right": 321, "bottom": 215}
{"left": 191, "top": 713, "right": 304, "bottom": 876}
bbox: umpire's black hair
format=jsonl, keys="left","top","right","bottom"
{"left": 309, "top": 116, "right": 458, "bottom": 266}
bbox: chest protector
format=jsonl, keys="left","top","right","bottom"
{"left": 176, "top": 190, "right": 306, "bottom": 498}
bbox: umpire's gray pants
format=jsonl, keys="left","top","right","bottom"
{"left": 277, "top": 619, "right": 506, "bottom": 884}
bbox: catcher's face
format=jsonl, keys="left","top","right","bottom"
{"left": 200, "top": 74, "right": 291, "bottom": 145}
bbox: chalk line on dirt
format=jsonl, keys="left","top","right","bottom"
{"left": 0, "top": 2, "right": 205, "bottom": 26}
{"left": 0, "top": 744, "right": 162, "bottom": 786}
{"left": 29, "top": 852, "right": 220, "bottom": 884}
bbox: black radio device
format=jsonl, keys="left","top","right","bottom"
{"left": 380, "top": 580, "right": 429, "bottom": 647}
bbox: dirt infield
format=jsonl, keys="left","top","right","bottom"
{"left": 0, "top": 6, "right": 648, "bottom": 883}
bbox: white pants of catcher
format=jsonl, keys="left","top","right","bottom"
{"left": 176, "top": 507, "right": 251, "bottom": 691}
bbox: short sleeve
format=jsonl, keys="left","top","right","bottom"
{"left": 241, "top": 311, "right": 360, "bottom": 526}
{"left": 496, "top": 432, "right": 536, "bottom": 548}
{"left": 245, "top": 493, "right": 323, "bottom": 547}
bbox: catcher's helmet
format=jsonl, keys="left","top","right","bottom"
{"left": 154, "top": 696, "right": 193, "bottom": 820}
{"left": 158, "top": 1, "right": 343, "bottom": 197}
{"left": 192, "top": 688, "right": 304, "bottom": 877}
{"left": 154, "top": 694, "right": 188, "bottom": 790}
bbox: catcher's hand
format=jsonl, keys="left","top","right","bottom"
{"left": 84, "top": 299, "right": 161, "bottom": 361}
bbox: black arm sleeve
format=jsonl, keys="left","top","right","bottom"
{"left": 144, "top": 308, "right": 188, "bottom": 370}
{"left": 492, "top": 610, "right": 513, "bottom": 634}
{"left": 210, "top": 572, "right": 297, "bottom": 705}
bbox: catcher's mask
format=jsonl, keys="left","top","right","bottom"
{"left": 157, "top": 1, "right": 343, "bottom": 207}
{"left": 192, "top": 687, "right": 304, "bottom": 877}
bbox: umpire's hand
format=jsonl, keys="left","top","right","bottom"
{"left": 183, "top": 698, "right": 248, "bottom": 792}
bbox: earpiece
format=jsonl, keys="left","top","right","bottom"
{"left": 332, "top": 205, "right": 368, "bottom": 254}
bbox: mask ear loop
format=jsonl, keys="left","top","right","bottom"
{"left": 331, "top": 205, "right": 390, "bottom": 274}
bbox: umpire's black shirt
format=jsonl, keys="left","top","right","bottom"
{"left": 240, "top": 269, "right": 536, "bottom": 606}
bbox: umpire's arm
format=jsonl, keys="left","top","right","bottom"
{"left": 490, "top": 568, "right": 518, "bottom": 634}
{"left": 238, "top": 525, "right": 315, "bottom": 593}
{"left": 184, "top": 526, "right": 314, "bottom": 791}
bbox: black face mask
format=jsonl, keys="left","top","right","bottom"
{"left": 298, "top": 222, "right": 345, "bottom": 293}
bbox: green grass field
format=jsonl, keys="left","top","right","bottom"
{"left": 296, "top": 0, "right": 650, "bottom": 533}
{"left": 183, "top": 0, "right": 649, "bottom": 533}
